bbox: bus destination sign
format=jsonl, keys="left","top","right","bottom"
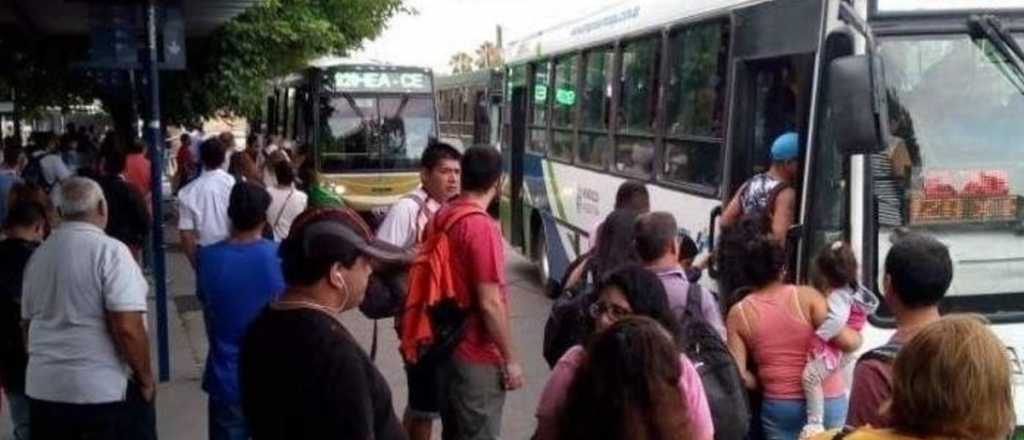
{"left": 876, "top": 0, "right": 1024, "bottom": 14}
{"left": 331, "top": 70, "right": 432, "bottom": 94}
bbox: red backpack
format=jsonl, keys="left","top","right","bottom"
{"left": 399, "top": 204, "right": 488, "bottom": 364}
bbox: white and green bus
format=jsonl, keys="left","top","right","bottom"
{"left": 500, "top": 0, "right": 1024, "bottom": 428}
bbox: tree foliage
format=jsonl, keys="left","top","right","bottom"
{"left": 450, "top": 41, "right": 503, "bottom": 75}
{"left": 0, "top": 34, "right": 98, "bottom": 119}
{"left": 168, "top": 0, "right": 409, "bottom": 124}
{"left": 0, "top": 0, "right": 409, "bottom": 127}
{"left": 449, "top": 52, "right": 474, "bottom": 75}
{"left": 474, "top": 41, "right": 503, "bottom": 70}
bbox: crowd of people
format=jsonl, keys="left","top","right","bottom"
{"left": 0, "top": 126, "right": 1013, "bottom": 440}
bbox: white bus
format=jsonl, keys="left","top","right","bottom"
{"left": 500, "top": 0, "right": 1024, "bottom": 429}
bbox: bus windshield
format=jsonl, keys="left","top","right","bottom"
{"left": 318, "top": 94, "right": 436, "bottom": 172}
{"left": 874, "top": 34, "right": 1024, "bottom": 315}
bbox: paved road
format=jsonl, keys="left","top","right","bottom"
{"left": 338, "top": 245, "right": 553, "bottom": 440}
{"left": 0, "top": 216, "right": 552, "bottom": 440}
{"left": 168, "top": 228, "right": 552, "bottom": 439}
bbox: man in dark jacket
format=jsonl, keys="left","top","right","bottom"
{"left": 96, "top": 149, "right": 150, "bottom": 261}
{"left": 0, "top": 200, "right": 47, "bottom": 440}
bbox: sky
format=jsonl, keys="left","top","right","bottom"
{"left": 351, "top": 0, "right": 618, "bottom": 74}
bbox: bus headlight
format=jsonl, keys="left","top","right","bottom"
{"left": 331, "top": 184, "right": 347, "bottom": 195}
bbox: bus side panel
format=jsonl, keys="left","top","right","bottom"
{"left": 529, "top": 160, "right": 723, "bottom": 287}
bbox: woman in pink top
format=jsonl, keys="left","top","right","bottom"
{"left": 722, "top": 219, "right": 862, "bottom": 439}
{"left": 535, "top": 265, "right": 714, "bottom": 440}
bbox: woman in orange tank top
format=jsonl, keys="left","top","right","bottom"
{"left": 721, "top": 219, "right": 863, "bottom": 439}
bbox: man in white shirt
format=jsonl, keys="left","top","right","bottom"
{"left": 376, "top": 142, "right": 461, "bottom": 249}
{"left": 21, "top": 177, "right": 155, "bottom": 439}
{"left": 584, "top": 180, "right": 650, "bottom": 251}
{"left": 178, "top": 137, "right": 236, "bottom": 269}
{"left": 374, "top": 141, "right": 461, "bottom": 440}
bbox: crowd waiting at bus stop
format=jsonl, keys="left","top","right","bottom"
{"left": 0, "top": 124, "right": 1011, "bottom": 440}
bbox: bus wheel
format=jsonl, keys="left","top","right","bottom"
{"left": 532, "top": 225, "right": 551, "bottom": 287}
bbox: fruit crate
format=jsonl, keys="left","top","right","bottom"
{"left": 908, "top": 192, "right": 1022, "bottom": 226}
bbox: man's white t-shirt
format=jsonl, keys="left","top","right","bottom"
{"left": 21, "top": 222, "right": 149, "bottom": 404}
{"left": 266, "top": 184, "right": 308, "bottom": 242}
{"left": 177, "top": 169, "right": 236, "bottom": 246}
{"left": 376, "top": 188, "right": 441, "bottom": 248}
{"left": 39, "top": 153, "right": 72, "bottom": 185}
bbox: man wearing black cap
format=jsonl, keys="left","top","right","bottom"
{"left": 239, "top": 207, "right": 409, "bottom": 440}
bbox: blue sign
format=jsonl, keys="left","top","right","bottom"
{"left": 84, "top": 3, "right": 186, "bottom": 71}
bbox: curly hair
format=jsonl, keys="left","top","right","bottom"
{"left": 559, "top": 316, "right": 691, "bottom": 440}
{"left": 717, "top": 214, "right": 785, "bottom": 296}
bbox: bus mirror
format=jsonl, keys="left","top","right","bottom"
{"left": 829, "top": 55, "right": 886, "bottom": 155}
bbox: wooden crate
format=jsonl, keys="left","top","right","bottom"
{"left": 909, "top": 193, "right": 1021, "bottom": 225}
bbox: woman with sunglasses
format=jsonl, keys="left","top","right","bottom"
{"left": 534, "top": 264, "right": 714, "bottom": 440}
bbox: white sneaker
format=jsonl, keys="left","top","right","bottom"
{"left": 799, "top": 423, "right": 825, "bottom": 439}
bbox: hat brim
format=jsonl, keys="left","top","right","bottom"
{"left": 302, "top": 220, "right": 413, "bottom": 264}
{"left": 359, "top": 237, "right": 413, "bottom": 263}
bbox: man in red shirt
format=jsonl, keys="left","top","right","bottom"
{"left": 846, "top": 233, "right": 950, "bottom": 428}
{"left": 174, "top": 134, "right": 197, "bottom": 194}
{"left": 435, "top": 146, "right": 522, "bottom": 440}
{"left": 124, "top": 139, "right": 152, "bottom": 203}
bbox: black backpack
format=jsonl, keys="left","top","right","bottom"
{"left": 542, "top": 255, "right": 595, "bottom": 368}
{"left": 21, "top": 153, "right": 52, "bottom": 191}
{"left": 678, "top": 283, "right": 751, "bottom": 440}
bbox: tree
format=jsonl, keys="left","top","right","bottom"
{"left": 170, "top": 0, "right": 410, "bottom": 123}
{"left": 474, "top": 41, "right": 503, "bottom": 70}
{"left": 0, "top": 0, "right": 410, "bottom": 130}
{"left": 449, "top": 52, "right": 474, "bottom": 75}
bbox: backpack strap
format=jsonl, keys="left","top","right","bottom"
{"left": 685, "top": 280, "right": 704, "bottom": 316}
{"left": 436, "top": 205, "right": 488, "bottom": 235}
{"left": 272, "top": 188, "right": 296, "bottom": 232}
{"left": 403, "top": 192, "right": 430, "bottom": 244}
{"left": 859, "top": 341, "right": 904, "bottom": 364}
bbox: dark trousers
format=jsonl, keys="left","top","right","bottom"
{"left": 208, "top": 396, "right": 249, "bottom": 440}
{"left": 29, "top": 382, "right": 156, "bottom": 440}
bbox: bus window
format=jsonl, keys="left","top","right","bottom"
{"left": 616, "top": 36, "right": 661, "bottom": 178}
{"left": 872, "top": 35, "right": 1024, "bottom": 314}
{"left": 529, "top": 62, "right": 551, "bottom": 152}
{"left": 503, "top": 65, "right": 527, "bottom": 149}
{"left": 662, "top": 20, "right": 729, "bottom": 188}
{"left": 319, "top": 94, "right": 436, "bottom": 172}
{"left": 550, "top": 54, "right": 579, "bottom": 160}
{"left": 578, "top": 47, "right": 614, "bottom": 167}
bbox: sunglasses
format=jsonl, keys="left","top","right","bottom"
{"left": 589, "top": 301, "right": 632, "bottom": 321}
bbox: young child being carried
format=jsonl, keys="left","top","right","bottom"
{"left": 799, "top": 241, "right": 879, "bottom": 438}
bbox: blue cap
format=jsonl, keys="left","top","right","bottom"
{"left": 770, "top": 132, "right": 799, "bottom": 161}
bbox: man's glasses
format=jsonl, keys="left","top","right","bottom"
{"left": 589, "top": 301, "right": 632, "bottom": 321}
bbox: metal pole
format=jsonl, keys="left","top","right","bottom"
{"left": 143, "top": 0, "right": 171, "bottom": 383}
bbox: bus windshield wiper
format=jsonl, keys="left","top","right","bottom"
{"left": 968, "top": 15, "right": 1024, "bottom": 95}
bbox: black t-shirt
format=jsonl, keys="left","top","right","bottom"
{"left": 97, "top": 175, "right": 150, "bottom": 248}
{"left": 240, "top": 306, "right": 406, "bottom": 440}
{"left": 0, "top": 238, "right": 39, "bottom": 392}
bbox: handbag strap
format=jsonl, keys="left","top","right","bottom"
{"left": 273, "top": 188, "right": 296, "bottom": 231}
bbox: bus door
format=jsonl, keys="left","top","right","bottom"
{"left": 504, "top": 86, "right": 528, "bottom": 248}
{"left": 720, "top": 0, "right": 824, "bottom": 284}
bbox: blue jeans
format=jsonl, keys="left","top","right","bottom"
{"left": 761, "top": 397, "right": 847, "bottom": 440}
{"left": 208, "top": 396, "right": 250, "bottom": 440}
{"left": 6, "top": 390, "right": 29, "bottom": 440}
